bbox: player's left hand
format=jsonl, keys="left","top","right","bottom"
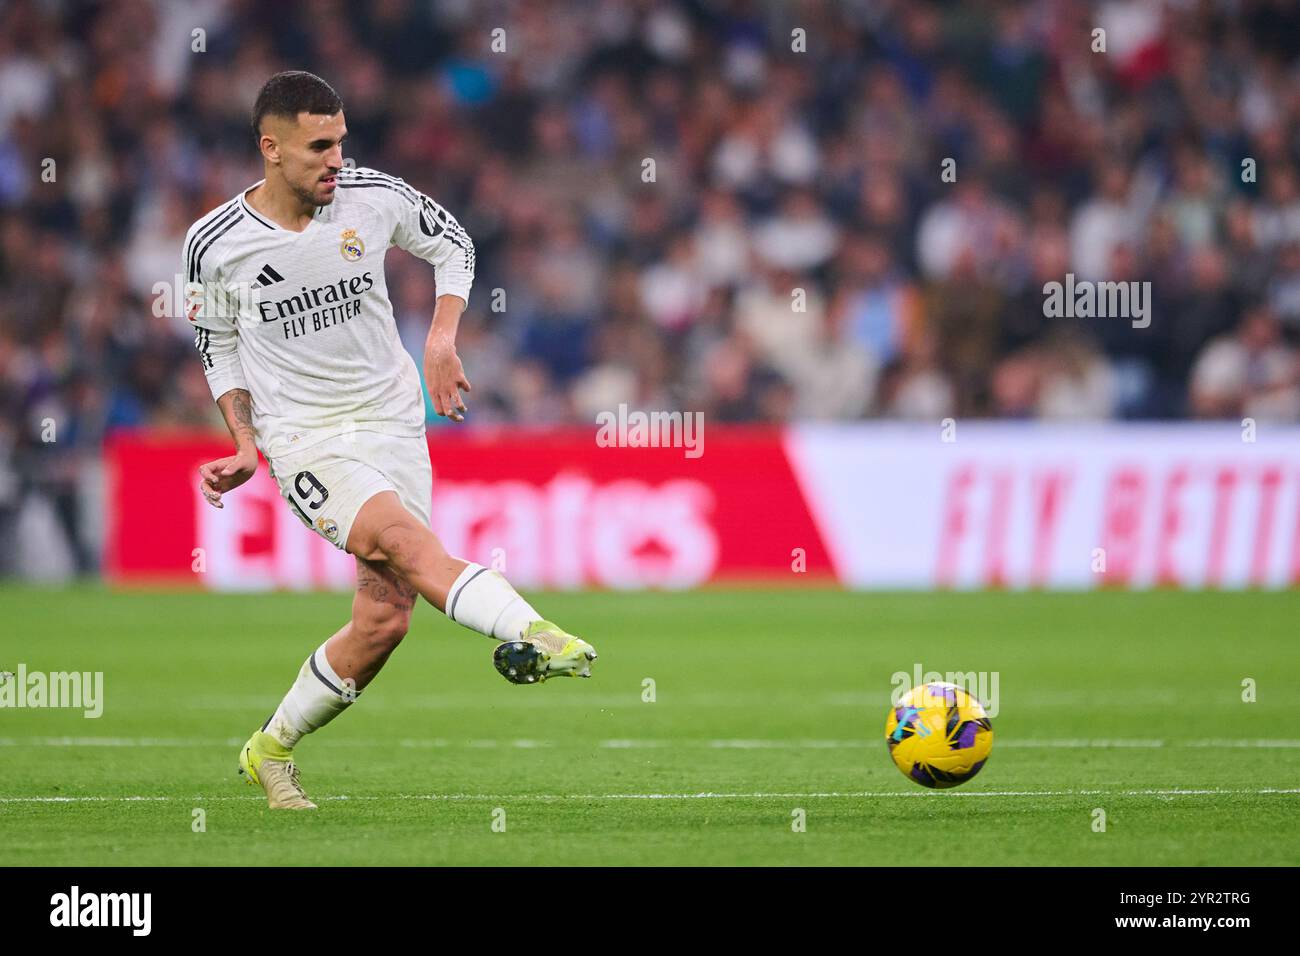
{"left": 425, "top": 346, "right": 471, "bottom": 423}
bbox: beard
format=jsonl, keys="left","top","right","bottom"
{"left": 292, "top": 177, "right": 335, "bottom": 207}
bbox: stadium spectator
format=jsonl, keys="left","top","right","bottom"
{"left": 1190, "top": 305, "right": 1300, "bottom": 421}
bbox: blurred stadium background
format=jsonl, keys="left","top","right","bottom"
{"left": 2, "top": 0, "right": 1300, "bottom": 587}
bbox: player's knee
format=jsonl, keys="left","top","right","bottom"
{"left": 355, "top": 606, "right": 411, "bottom": 653}
{"left": 374, "top": 519, "right": 444, "bottom": 569}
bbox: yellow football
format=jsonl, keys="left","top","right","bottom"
{"left": 885, "top": 681, "right": 994, "bottom": 788}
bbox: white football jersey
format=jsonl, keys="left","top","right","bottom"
{"left": 180, "top": 166, "right": 474, "bottom": 458}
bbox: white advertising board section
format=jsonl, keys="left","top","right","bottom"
{"left": 784, "top": 424, "right": 1300, "bottom": 589}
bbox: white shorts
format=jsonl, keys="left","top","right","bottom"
{"left": 267, "top": 429, "right": 432, "bottom": 551}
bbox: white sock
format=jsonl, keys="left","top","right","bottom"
{"left": 262, "top": 642, "right": 355, "bottom": 749}
{"left": 445, "top": 563, "right": 542, "bottom": 640}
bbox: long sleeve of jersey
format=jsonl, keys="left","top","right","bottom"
{"left": 193, "top": 321, "right": 247, "bottom": 402}
{"left": 182, "top": 213, "right": 249, "bottom": 402}
{"left": 389, "top": 181, "right": 476, "bottom": 305}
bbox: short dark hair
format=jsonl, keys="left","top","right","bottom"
{"left": 251, "top": 71, "right": 344, "bottom": 141}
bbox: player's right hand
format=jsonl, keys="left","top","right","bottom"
{"left": 198, "top": 447, "right": 259, "bottom": 509}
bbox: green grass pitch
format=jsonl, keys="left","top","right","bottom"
{"left": 2, "top": 586, "right": 1298, "bottom": 865}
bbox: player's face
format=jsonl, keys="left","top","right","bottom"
{"left": 263, "top": 111, "right": 347, "bottom": 207}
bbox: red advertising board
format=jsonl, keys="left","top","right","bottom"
{"left": 107, "top": 423, "right": 1300, "bottom": 590}
{"left": 105, "top": 427, "right": 836, "bottom": 589}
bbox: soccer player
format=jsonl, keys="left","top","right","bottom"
{"left": 181, "top": 71, "right": 597, "bottom": 810}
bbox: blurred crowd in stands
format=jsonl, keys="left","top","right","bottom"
{"left": 3, "top": 0, "right": 1300, "bottom": 573}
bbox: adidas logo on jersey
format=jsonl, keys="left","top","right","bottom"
{"left": 253, "top": 264, "right": 285, "bottom": 287}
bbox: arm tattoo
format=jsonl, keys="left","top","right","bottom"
{"left": 219, "top": 388, "right": 257, "bottom": 449}
{"left": 231, "top": 391, "right": 254, "bottom": 432}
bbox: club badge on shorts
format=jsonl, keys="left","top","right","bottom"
{"left": 340, "top": 228, "right": 365, "bottom": 262}
{"left": 316, "top": 516, "right": 339, "bottom": 541}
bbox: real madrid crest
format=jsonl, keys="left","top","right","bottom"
{"left": 340, "top": 228, "right": 365, "bottom": 262}
{"left": 316, "top": 516, "right": 340, "bottom": 541}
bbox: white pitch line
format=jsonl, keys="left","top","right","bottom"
{"left": 1183, "top": 739, "right": 1300, "bottom": 748}
{"left": 1, "top": 787, "right": 1298, "bottom": 805}
{"left": 0, "top": 737, "right": 246, "bottom": 748}
{"left": 3, "top": 736, "right": 1300, "bottom": 750}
